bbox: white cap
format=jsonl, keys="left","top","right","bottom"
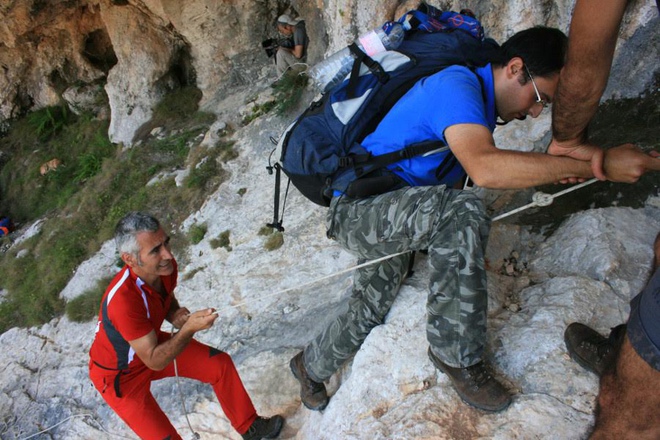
{"left": 277, "top": 14, "right": 298, "bottom": 25}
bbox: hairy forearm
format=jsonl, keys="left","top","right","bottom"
{"left": 146, "top": 328, "right": 195, "bottom": 371}
{"left": 469, "top": 150, "right": 593, "bottom": 189}
{"left": 552, "top": 0, "right": 628, "bottom": 142}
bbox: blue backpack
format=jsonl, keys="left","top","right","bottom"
{"left": 268, "top": 6, "right": 500, "bottom": 231}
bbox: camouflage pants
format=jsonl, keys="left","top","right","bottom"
{"left": 303, "top": 185, "right": 490, "bottom": 382}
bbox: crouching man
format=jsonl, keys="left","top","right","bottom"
{"left": 89, "top": 211, "right": 283, "bottom": 440}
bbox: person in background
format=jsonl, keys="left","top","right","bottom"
{"left": 89, "top": 211, "right": 283, "bottom": 440}
{"left": 0, "top": 215, "right": 14, "bottom": 236}
{"left": 275, "top": 13, "right": 309, "bottom": 76}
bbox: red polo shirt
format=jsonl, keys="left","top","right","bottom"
{"left": 89, "top": 260, "right": 178, "bottom": 371}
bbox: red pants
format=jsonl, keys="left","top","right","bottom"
{"left": 90, "top": 338, "right": 257, "bottom": 439}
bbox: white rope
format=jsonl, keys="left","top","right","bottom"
{"left": 18, "top": 413, "right": 134, "bottom": 440}
{"left": 19, "top": 415, "right": 92, "bottom": 440}
{"left": 209, "top": 179, "right": 600, "bottom": 314}
{"left": 491, "top": 178, "right": 598, "bottom": 222}
{"left": 231, "top": 179, "right": 599, "bottom": 308}
{"left": 220, "top": 250, "right": 411, "bottom": 312}
{"left": 173, "top": 355, "right": 201, "bottom": 440}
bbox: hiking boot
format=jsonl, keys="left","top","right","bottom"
{"left": 564, "top": 323, "right": 626, "bottom": 376}
{"left": 428, "top": 348, "right": 512, "bottom": 412}
{"left": 289, "top": 351, "right": 329, "bottom": 411}
{"left": 241, "top": 415, "right": 284, "bottom": 440}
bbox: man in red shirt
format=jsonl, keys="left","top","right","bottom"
{"left": 89, "top": 212, "right": 283, "bottom": 440}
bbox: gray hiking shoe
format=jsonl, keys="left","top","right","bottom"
{"left": 564, "top": 323, "right": 625, "bottom": 376}
{"left": 241, "top": 415, "right": 284, "bottom": 440}
{"left": 428, "top": 348, "right": 512, "bottom": 412}
{"left": 290, "top": 351, "right": 329, "bottom": 411}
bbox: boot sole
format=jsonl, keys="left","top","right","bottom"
{"left": 563, "top": 323, "right": 607, "bottom": 376}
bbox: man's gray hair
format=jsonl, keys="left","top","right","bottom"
{"left": 115, "top": 211, "right": 160, "bottom": 256}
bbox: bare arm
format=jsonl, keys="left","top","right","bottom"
{"left": 129, "top": 308, "right": 218, "bottom": 371}
{"left": 448, "top": 124, "right": 592, "bottom": 188}
{"left": 446, "top": 124, "right": 660, "bottom": 189}
{"left": 279, "top": 44, "right": 304, "bottom": 59}
{"left": 552, "top": 0, "right": 628, "bottom": 142}
{"left": 291, "top": 44, "right": 304, "bottom": 59}
{"left": 548, "top": 0, "right": 630, "bottom": 177}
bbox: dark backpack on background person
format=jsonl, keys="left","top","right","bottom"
{"left": 267, "top": 5, "right": 500, "bottom": 231}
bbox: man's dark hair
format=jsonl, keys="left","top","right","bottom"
{"left": 499, "top": 26, "right": 568, "bottom": 79}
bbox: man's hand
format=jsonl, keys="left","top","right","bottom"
{"left": 547, "top": 138, "right": 606, "bottom": 182}
{"left": 170, "top": 307, "right": 190, "bottom": 329}
{"left": 603, "top": 144, "right": 660, "bottom": 183}
{"left": 181, "top": 308, "right": 218, "bottom": 333}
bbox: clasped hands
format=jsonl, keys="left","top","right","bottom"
{"left": 547, "top": 138, "right": 660, "bottom": 184}
{"left": 171, "top": 307, "right": 218, "bottom": 332}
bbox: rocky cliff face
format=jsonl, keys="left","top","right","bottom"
{"left": 0, "top": 0, "right": 657, "bottom": 144}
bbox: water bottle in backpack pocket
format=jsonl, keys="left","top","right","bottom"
{"left": 308, "top": 22, "right": 405, "bottom": 93}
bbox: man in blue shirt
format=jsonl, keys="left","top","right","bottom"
{"left": 289, "top": 26, "right": 660, "bottom": 413}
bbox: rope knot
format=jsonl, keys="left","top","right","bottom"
{"left": 532, "top": 192, "right": 553, "bottom": 207}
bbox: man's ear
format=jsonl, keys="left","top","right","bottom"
{"left": 121, "top": 252, "right": 137, "bottom": 268}
{"left": 506, "top": 57, "right": 524, "bottom": 78}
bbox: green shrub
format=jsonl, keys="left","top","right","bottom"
{"left": 217, "top": 140, "right": 238, "bottom": 162}
{"left": 264, "top": 231, "right": 284, "bottom": 251}
{"left": 210, "top": 230, "right": 231, "bottom": 251}
{"left": 242, "top": 101, "right": 276, "bottom": 125}
{"left": 0, "top": 248, "right": 66, "bottom": 332}
{"left": 28, "top": 105, "right": 72, "bottom": 141}
{"left": 0, "top": 98, "right": 222, "bottom": 332}
{"left": 0, "top": 110, "right": 115, "bottom": 221}
{"left": 273, "top": 72, "right": 309, "bottom": 115}
{"left": 65, "top": 276, "right": 114, "bottom": 322}
{"left": 189, "top": 223, "right": 208, "bottom": 244}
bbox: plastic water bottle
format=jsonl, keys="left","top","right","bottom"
{"left": 308, "top": 22, "right": 405, "bottom": 93}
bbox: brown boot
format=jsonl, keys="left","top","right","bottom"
{"left": 564, "top": 322, "right": 625, "bottom": 376}
{"left": 428, "top": 348, "right": 512, "bottom": 412}
{"left": 289, "top": 351, "right": 329, "bottom": 411}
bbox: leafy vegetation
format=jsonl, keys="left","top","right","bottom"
{"left": 65, "top": 276, "right": 114, "bottom": 322}
{"left": 242, "top": 101, "right": 277, "bottom": 125}
{"left": 264, "top": 231, "right": 284, "bottom": 251}
{"left": 272, "top": 71, "right": 309, "bottom": 115}
{"left": 0, "top": 87, "right": 233, "bottom": 333}
{"left": 189, "top": 223, "right": 208, "bottom": 245}
{"left": 210, "top": 230, "right": 232, "bottom": 251}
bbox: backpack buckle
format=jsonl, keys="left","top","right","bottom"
{"left": 339, "top": 156, "right": 353, "bottom": 168}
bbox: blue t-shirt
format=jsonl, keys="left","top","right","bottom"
{"left": 361, "top": 64, "right": 496, "bottom": 187}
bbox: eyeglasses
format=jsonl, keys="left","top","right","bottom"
{"left": 523, "top": 64, "right": 548, "bottom": 110}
